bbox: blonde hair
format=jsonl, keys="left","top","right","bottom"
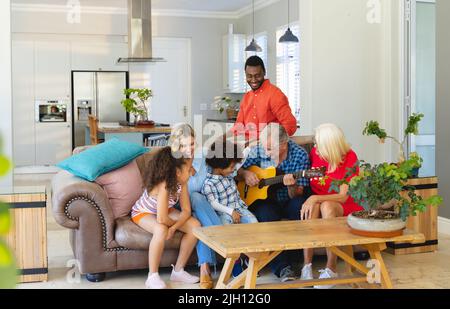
{"left": 168, "top": 123, "right": 195, "bottom": 153}
{"left": 314, "top": 123, "right": 351, "bottom": 173}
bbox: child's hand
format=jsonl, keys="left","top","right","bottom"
{"left": 166, "top": 226, "right": 176, "bottom": 240}
{"left": 231, "top": 210, "right": 241, "bottom": 224}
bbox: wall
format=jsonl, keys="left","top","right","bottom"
{"left": 436, "top": 0, "right": 450, "bottom": 219}
{"left": 0, "top": 0, "right": 13, "bottom": 187}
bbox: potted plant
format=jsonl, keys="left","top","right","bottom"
{"left": 0, "top": 139, "right": 17, "bottom": 288}
{"left": 330, "top": 158, "right": 443, "bottom": 237}
{"left": 121, "top": 88, "right": 154, "bottom": 128}
{"left": 214, "top": 96, "right": 241, "bottom": 120}
{"left": 363, "top": 113, "right": 424, "bottom": 177}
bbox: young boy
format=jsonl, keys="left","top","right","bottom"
{"left": 201, "top": 139, "right": 258, "bottom": 226}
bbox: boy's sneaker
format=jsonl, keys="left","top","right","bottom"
{"left": 314, "top": 268, "right": 338, "bottom": 289}
{"left": 279, "top": 266, "right": 296, "bottom": 282}
{"left": 170, "top": 266, "right": 200, "bottom": 284}
{"left": 145, "top": 272, "right": 167, "bottom": 289}
{"left": 300, "top": 263, "right": 314, "bottom": 280}
{"left": 232, "top": 260, "right": 243, "bottom": 278}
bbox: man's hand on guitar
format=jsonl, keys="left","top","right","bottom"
{"left": 231, "top": 210, "right": 241, "bottom": 224}
{"left": 283, "top": 174, "right": 297, "bottom": 186}
{"left": 243, "top": 170, "right": 260, "bottom": 187}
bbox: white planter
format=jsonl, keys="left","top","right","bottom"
{"left": 347, "top": 212, "right": 407, "bottom": 237}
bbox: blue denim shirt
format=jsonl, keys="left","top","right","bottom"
{"left": 188, "top": 157, "right": 210, "bottom": 195}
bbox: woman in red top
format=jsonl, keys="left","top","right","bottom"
{"left": 299, "top": 123, "right": 363, "bottom": 288}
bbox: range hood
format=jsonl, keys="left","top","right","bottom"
{"left": 118, "top": 0, "right": 165, "bottom": 63}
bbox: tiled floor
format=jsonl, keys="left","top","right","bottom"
{"left": 13, "top": 173, "right": 450, "bottom": 289}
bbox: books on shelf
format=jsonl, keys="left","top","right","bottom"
{"left": 144, "top": 134, "right": 170, "bottom": 147}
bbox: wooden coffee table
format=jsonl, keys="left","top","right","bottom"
{"left": 194, "top": 217, "right": 424, "bottom": 289}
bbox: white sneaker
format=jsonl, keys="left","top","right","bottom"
{"left": 145, "top": 272, "right": 167, "bottom": 289}
{"left": 314, "top": 268, "right": 338, "bottom": 289}
{"left": 170, "top": 266, "right": 200, "bottom": 284}
{"left": 300, "top": 263, "right": 314, "bottom": 280}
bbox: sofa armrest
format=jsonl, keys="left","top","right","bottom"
{"left": 51, "top": 170, "right": 115, "bottom": 232}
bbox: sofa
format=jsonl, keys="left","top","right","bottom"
{"left": 51, "top": 136, "right": 366, "bottom": 282}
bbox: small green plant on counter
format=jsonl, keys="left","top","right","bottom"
{"left": 213, "top": 96, "right": 241, "bottom": 114}
{"left": 121, "top": 88, "right": 153, "bottom": 122}
{"left": 363, "top": 113, "right": 424, "bottom": 162}
{"left": 330, "top": 160, "right": 443, "bottom": 221}
{"left": 0, "top": 137, "right": 17, "bottom": 288}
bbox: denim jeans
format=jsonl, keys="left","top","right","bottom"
{"left": 190, "top": 192, "right": 222, "bottom": 266}
{"left": 248, "top": 193, "right": 310, "bottom": 277}
{"left": 218, "top": 206, "right": 258, "bottom": 225}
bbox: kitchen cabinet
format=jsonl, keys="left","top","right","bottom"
{"left": 12, "top": 41, "right": 36, "bottom": 166}
{"left": 223, "top": 34, "right": 247, "bottom": 94}
{"left": 35, "top": 41, "right": 71, "bottom": 99}
{"left": 35, "top": 121, "right": 72, "bottom": 166}
{"left": 71, "top": 42, "right": 129, "bottom": 71}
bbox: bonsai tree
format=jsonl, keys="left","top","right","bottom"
{"left": 0, "top": 138, "right": 17, "bottom": 288}
{"left": 363, "top": 113, "right": 424, "bottom": 162}
{"left": 330, "top": 159, "right": 442, "bottom": 221}
{"left": 213, "top": 96, "right": 241, "bottom": 114}
{"left": 121, "top": 88, "right": 153, "bottom": 123}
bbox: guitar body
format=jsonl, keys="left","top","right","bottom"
{"left": 237, "top": 166, "right": 277, "bottom": 206}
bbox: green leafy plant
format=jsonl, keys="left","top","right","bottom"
{"left": 121, "top": 88, "right": 153, "bottom": 122}
{"left": 213, "top": 96, "right": 241, "bottom": 114}
{"left": 0, "top": 138, "right": 17, "bottom": 288}
{"left": 330, "top": 160, "right": 443, "bottom": 221}
{"left": 363, "top": 113, "right": 424, "bottom": 162}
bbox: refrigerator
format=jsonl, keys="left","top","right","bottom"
{"left": 72, "top": 71, "right": 128, "bottom": 149}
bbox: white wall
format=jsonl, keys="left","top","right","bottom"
{"left": 0, "top": 0, "right": 13, "bottom": 187}
{"left": 298, "top": 0, "right": 401, "bottom": 163}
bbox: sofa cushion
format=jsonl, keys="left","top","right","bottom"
{"left": 57, "top": 138, "right": 148, "bottom": 181}
{"left": 115, "top": 217, "right": 184, "bottom": 250}
{"left": 95, "top": 160, "right": 144, "bottom": 219}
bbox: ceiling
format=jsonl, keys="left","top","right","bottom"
{"left": 11, "top": 0, "right": 274, "bottom": 12}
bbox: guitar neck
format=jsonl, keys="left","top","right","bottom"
{"left": 261, "top": 170, "right": 305, "bottom": 187}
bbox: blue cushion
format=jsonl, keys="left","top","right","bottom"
{"left": 57, "top": 138, "right": 149, "bottom": 181}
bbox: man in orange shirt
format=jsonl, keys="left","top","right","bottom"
{"left": 231, "top": 56, "right": 298, "bottom": 142}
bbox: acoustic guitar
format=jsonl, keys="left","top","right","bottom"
{"left": 237, "top": 166, "right": 326, "bottom": 206}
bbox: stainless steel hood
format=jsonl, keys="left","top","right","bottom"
{"left": 118, "top": 0, "right": 165, "bottom": 63}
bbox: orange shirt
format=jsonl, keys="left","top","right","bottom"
{"left": 231, "top": 79, "right": 298, "bottom": 139}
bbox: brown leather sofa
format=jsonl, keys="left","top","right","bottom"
{"left": 51, "top": 136, "right": 367, "bottom": 282}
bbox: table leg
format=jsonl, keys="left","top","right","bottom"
{"left": 341, "top": 246, "right": 359, "bottom": 288}
{"left": 244, "top": 256, "right": 259, "bottom": 289}
{"left": 215, "top": 256, "right": 238, "bottom": 289}
{"left": 365, "top": 243, "right": 393, "bottom": 289}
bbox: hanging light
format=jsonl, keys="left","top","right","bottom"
{"left": 279, "top": 0, "right": 299, "bottom": 43}
{"left": 245, "top": 0, "right": 262, "bottom": 52}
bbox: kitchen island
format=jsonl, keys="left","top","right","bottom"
{"left": 85, "top": 123, "right": 172, "bottom": 146}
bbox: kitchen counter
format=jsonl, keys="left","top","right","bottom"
{"left": 96, "top": 124, "right": 172, "bottom": 134}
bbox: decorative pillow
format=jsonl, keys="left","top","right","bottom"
{"left": 57, "top": 138, "right": 148, "bottom": 181}
{"left": 96, "top": 160, "right": 144, "bottom": 219}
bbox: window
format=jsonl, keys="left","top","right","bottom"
{"left": 276, "top": 23, "right": 300, "bottom": 122}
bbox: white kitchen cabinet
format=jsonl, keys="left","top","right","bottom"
{"left": 223, "top": 34, "right": 247, "bottom": 94}
{"left": 35, "top": 122, "right": 72, "bottom": 166}
{"left": 12, "top": 41, "right": 36, "bottom": 166}
{"left": 71, "top": 42, "right": 129, "bottom": 71}
{"left": 35, "top": 41, "right": 71, "bottom": 100}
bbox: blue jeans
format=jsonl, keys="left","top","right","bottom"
{"left": 248, "top": 193, "right": 310, "bottom": 277}
{"left": 219, "top": 206, "right": 258, "bottom": 225}
{"left": 190, "top": 192, "right": 222, "bottom": 266}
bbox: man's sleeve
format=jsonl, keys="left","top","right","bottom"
{"left": 241, "top": 146, "right": 260, "bottom": 169}
{"left": 296, "top": 149, "right": 311, "bottom": 187}
{"left": 270, "top": 92, "right": 298, "bottom": 136}
{"left": 231, "top": 104, "right": 245, "bottom": 136}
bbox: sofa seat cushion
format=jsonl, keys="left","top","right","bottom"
{"left": 115, "top": 217, "right": 184, "bottom": 250}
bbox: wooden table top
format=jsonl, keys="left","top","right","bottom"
{"left": 94, "top": 123, "right": 172, "bottom": 134}
{"left": 193, "top": 217, "right": 425, "bottom": 257}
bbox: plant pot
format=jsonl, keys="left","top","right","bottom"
{"left": 135, "top": 120, "right": 155, "bottom": 128}
{"left": 411, "top": 167, "right": 420, "bottom": 178}
{"left": 347, "top": 211, "right": 406, "bottom": 238}
{"left": 226, "top": 109, "right": 238, "bottom": 120}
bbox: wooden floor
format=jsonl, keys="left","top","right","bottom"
{"left": 13, "top": 173, "right": 450, "bottom": 289}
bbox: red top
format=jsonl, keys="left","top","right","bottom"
{"left": 231, "top": 79, "right": 297, "bottom": 139}
{"left": 309, "top": 147, "right": 363, "bottom": 216}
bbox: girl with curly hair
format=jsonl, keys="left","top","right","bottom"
{"left": 131, "top": 147, "right": 200, "bottom": 289}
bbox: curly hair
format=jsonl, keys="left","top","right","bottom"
{"left": 143, "top": 147, "right": 189, "bottom": 196}
{"left": 205, "top": 138, "right": 243, "bottom": 170}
